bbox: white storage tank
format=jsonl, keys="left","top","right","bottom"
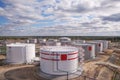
{"left": 28, "top": 39, "right": 37, "bottom": 43}
{"left": 86, "top": 41, "right": 103, "bottom": 54}
{"left": 40, "top": 46, "right": 78, "bottom": 75}
{"left": 60, "top": 41, "right": 71, "bottom": 46}
{"left": 92, "top": 40, "right": 109, "bottom": 51}
{"left": 25, "top": 44, "right": 35, "bottom": 63}
{"left": 73, "top": 40, "right": 86, "bottom": 44}
{"left": 38, "top": 39, "right": 47, "bottom": 46}
{"left": 71, "top": 43, "right": 95, "bottom": 60}
{"left": 46, "top": 39, "right": 58, "bottom": 46}
{"left": 38, "top": 39, "right": 46, "bottom": 43}
{"left": 56, "top": 42, "right": 61, "bottom": 46}
{"left": 26, "top": 40, "right": 29, "bottom": 43}
{"left": 59, "top": 37, "right": 71, "bottom": 46}
{"left": 6, "top": 43, "right": 35, "bottom": 64}
{"left": 59, "top": 37, "right": 71, "bottom": 42}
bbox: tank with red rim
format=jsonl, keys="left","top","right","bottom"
{"left": 40, "top": 46, "right": 79, "bottom": 75}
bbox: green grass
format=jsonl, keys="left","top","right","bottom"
{"left": 0, "top": 46, "right": 6, "bottom": 54}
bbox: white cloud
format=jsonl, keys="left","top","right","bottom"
{"left": 0, "top": 0, "right": 120, "bottom": 36}
{"left": 0, "top": 0, "right": 44, "bottom": 25}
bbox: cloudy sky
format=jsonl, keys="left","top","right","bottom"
{"left": 0, "top": 0, "right": 120, "bottom": 36}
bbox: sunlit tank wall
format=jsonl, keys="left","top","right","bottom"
{"left": 25, "top": 44, "right": 35, "bottom": 63}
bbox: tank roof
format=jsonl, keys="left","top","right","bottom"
{"left": 73, "top": 43, "right": 94, "bottom": 46}
{"left": 7, "top": 43, "right": 35, "bottom": 47}
{"left": 59, "top": 37, "right": 71, "bottom": 40}
{"left": 41, "top": 46, "right": 78, "bottom": 52}
{"left": 86, "top": 41, "right": 102, "bottom": 43}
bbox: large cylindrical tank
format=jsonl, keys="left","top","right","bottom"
{"left": 40, "top": 46, "right": 78, "bottom": 75}
{"left": 91, "top": 40, "right": 109, "bottom": 51}
{"left": 86, "top": 41, "right": 103, "bottom": 54}
{"left": 6, "top": 43, "right": 35, "bottom": 64}
{"left": 71, "top": 43, "right": 95, "bottom": 60}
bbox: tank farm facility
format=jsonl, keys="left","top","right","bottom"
{"left": 0, "top": 36, "right": 120, "bottom": 80}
